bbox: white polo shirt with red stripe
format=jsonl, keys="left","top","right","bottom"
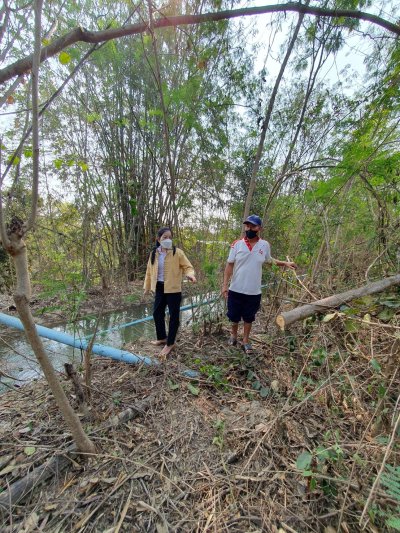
{"left": 227, "top": 237, "right": 272, "bottom": 295}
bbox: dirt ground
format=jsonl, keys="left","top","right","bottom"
{"left": 0, "top": 288, "right": 399, "bottom": 532}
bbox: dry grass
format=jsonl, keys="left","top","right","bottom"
{"left": 0, "top": 286, "right": 399, "bottom": 532}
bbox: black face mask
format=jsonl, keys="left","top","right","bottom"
{"left": 245, "top": 229, "right": 258, "bottom": 239}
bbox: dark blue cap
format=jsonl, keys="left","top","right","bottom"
{"left": 243, "top": 214, "right": 262, "bottom": 226}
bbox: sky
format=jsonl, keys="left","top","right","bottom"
{"left": 243, "top": 0, "right": 399, "bottom": 92}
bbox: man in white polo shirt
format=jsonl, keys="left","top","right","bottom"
{"left": 222, "top": 214, "right": 296, "bottom": 354}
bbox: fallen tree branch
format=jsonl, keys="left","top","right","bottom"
{"left": 276, "top": 274, "right": 400, "bottom": 330}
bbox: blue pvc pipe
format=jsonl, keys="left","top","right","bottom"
{"left": 0, "top": 312, "right": 199, "bottom": 378}
{"left": 0, "top": 275, "right": 304, "bottom": 380}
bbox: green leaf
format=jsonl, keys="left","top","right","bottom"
{"left": 187, "top": 382, "right": 199, "bottom": 396}
{"left": 344, "top": 319, "right": 359, "bottom": 332}
{"left": 380, "top": 299, "right": 400, "bottom": 308}
{"left": 212, "top": 436, "right": 223, "bottom": 448}
{"left": 23, "top": 148, "right": 33, "bottom": 157}
{"left": 378, "top": 384, "right": 386, "bottom": 398}
{"left": 148, "top": 108, "right": 163, "bottom": 117}
{"left": 259, "top": 387, "right": 270, "bottom": 398}
{"left": 42, "top": 38, "right": 50, "bottom": 46}
{"left": 59, "top": 51, "right": 71, "bottom": 65}
{"left": 24, "top": 446, "right": 36, "bottom": 456}
{"left": 86, "top": 112, "right": 101, "bottom": 123}
{"left": 54, "top": 158, "right": 63, "bottom": 170}
{"left": 167, "top": 379, "right": 179, "bottom": 391}
{"left": 375, "top": 435, "right": 389, "bottom": 445}
{"left": 78, "top": 161, "right": 88, "bottom": 171}
{"left": 129, "top": 198, "right": 137, "bottom": 216}
{"left": 322, "top": 312, "right": 338, "bottom": 322}
{"left": 296, "top": 451, "right": 312, "bottom": 471}
{"left": 252, "top": 380, "right": 261, "bottom": 390}
{"left": 378, "top": 308, "right": 395, "bottom": 321}
{"left": 386, "top": 517, "right": 400, "bottom": 531}
{"left": 309, "top": 477, "right": 317, "bottom": 490}
{"left": 316, "top": 446, "right": 330, "bottom": 461}
{"left": 8, "top": 155, "right": 20, "bottom": 166}
{"left": 342, "top": 306, "right": 356, "bottom": 316}
{"left": 370, "top": 358, "right": 381, "bottom": 372}
{"left": 142, "top": 34, "right": 151, "bottom": 46}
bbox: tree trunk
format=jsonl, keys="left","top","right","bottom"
{"left": 243, "top": 10, "right": 305, "bottom": 222}
{"left": 276, "top": 274, "right": 400, "bottom": 330}
{"left": 0, "top": 0, "right": 96, "bottom": 457}
{"left": 263, "top": 20, "right": 329, "bottom": 217}
{"left": 10, "top": 228, "right": 96, "bottom": 454}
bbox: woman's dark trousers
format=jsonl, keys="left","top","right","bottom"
{"left": 153, "top": 282, "right": 182, "bottom": 346}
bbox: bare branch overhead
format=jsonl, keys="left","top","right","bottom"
{"left": 1, "top": 2, "right": 399, "bottom": 85}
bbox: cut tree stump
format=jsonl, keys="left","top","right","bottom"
{"left": 64, "top": 363, "right": 89, "bottom": 416}
{"left": 276, "top": 274, "right": 400, "bottom": 330}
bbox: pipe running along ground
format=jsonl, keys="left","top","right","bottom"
{"left": 0, "top": 275, "right": 303, "bottom": 381}
{"left": 0, "top": 312, "right": 199, "bottom": 378}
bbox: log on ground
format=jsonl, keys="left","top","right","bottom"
{"left": 276, "top": 274, "right": 400, "bottom": 330}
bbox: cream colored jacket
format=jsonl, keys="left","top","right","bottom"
{"left": 144, "top": 247, "right": 195, "bottom": 293}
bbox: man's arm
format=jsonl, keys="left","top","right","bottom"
{"left": 222, "top": 262, "right": 234, "bottom": 299}
{"left": 271, "top": 258, "right": 297, "bottom": 270}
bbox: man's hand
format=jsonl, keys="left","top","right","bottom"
{"left": 221, "top": 286, "right": 229, "bottom": 300}
{"left": 273, "top": 259, "right": 298, "bottom": 270}
{"left": 187, "top": 275, "right": 197, "bottom": 283}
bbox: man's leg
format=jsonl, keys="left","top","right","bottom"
{"left": 227, "top": 290, "right": 241, "bottom": 345}
{"left": 242, "top": 293, "right": 261, "bottom": 352}
{"left": 231, "top": 321, "right": 239, "bottom": 341}
{"left": 242, "top": 321, "right": 252, "bottom": 344}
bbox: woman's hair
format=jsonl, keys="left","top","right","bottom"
{"left": 157, "top": 227, "right": 172, "bottom": 242}
{"left": 151, "top": 227, "right": 175, "bottom": 264}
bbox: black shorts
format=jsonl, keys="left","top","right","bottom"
{"left": 227, "top": 290, "right": 261, "bottom": 323}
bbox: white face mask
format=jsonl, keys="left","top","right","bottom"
{"left": 161, "top": 238, "right": 172, "bottom": 249}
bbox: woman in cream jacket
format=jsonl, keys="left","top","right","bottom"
{"left": 144, "top": 227, "right": 196, "bottom": 358}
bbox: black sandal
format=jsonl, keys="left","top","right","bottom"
{"left": 242, "top": 343, "right": 254, "bottom": 354}
{"left": 228, "top": 336, "right": 238, "bottom": 347}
